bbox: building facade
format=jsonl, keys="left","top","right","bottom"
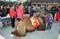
{"left": 30, "top": 0, "right": 59, "bottom": 4}
{"left": 30, "top": 0, "right": 60, "bottom": 6}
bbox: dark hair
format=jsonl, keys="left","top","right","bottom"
{"left": 10, "top": 4, "right": 13, "bottom": 7}
{"left": 19, "top": 3, "right": 22, "bottom": 5}
{"left": 56, "top": 8, "right": 59, "bottom": 12}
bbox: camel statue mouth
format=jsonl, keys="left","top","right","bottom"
{"left": 11, "top": 31, "right": 26, "bottom": 37}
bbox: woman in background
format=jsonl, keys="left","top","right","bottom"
{"left": 55, "top": 8, "right": 60, "bottom": 32}
{"left": 16, "top": 3, "right": 24, "bottom": 21}
{"left": 10, "top": 5, "right": 16, "bottom": 28}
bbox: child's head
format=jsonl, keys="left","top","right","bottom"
{"left": 10, "top": 5, "right": 15, "bottom": 8}
{"left": 47, "top": 12, "right": 52, "bottom": 16}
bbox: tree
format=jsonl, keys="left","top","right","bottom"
{"left": 0, "top": 1, "right": 16, "bottom": 6}
{"left": 23, "top": 1, "right": 31, "bottom": 6}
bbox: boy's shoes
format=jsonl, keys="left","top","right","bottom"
{"left": 11, "top": 34, "right": 14, "bottom": 37}
{"left": 47, "top": 28, "right": 51, "bottom": 30}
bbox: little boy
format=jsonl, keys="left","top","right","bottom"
{"left": 47, "top": 13, "right": 53, "bottom": 30}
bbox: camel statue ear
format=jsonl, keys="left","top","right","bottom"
{"left": 22, "top": 14, "right": 30, "bottom": 19}
{"left": 34, "top": 13, "right": 40, "bottom": 18}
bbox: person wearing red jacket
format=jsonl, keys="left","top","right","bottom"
{"left": 16, "top": 3, "right": 24, "bottom": 21}
{"left": 55, "top": 11, "right": 60, "bottom": 22}
{"left": 10, "top": 5, "right": 16, "bottom": 28}
{"left": 10, "top": 5, "right": 20, "bottom": 39}
{"left": 55, "top": 8, "right": 60, "bottom": 32}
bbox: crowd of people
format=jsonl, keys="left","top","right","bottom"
{"left": 0, "top": 5, "right": 10, "bottom": 17}
{"left": 0, "top": 3, "right": 60, "bottom": 39}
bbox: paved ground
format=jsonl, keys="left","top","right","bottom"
{"left": 0, "top": 35, "right": 5, "bottom": 39}
{"left": 57, "top": 33, "right": 60, "bottom": 39}
{"left": 0, "top": 22, "right": 60, "bottom": 39}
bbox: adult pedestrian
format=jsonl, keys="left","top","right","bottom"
{"left": 16, "top": 3, "right": 24, "bottom": 21}
{"left": 10, "top": 5, "right": 16, "bottom": 28}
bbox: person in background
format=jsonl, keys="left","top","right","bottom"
{"left": 55, "top": 8, "right": 60, "bottom": 32}
{"left": 28, "top": 6, "right": 31, "bottom": 14}
{"left": 35, "top": 5, "right": 41, "bottom": 13}
{"left": 24, "top": 5, "right": 29, "bottom": 14}
{"left": 0, "top": 5, "right": 3, "bottom": 16}
{"left": 10, "top": 5, "right": 16, "bottom": 28}
{"left": 4, "top": 6, "right": 7, "bottom": 16}
{"left": 50, "top": 5, "right": 57, "bottom": 18}
{"left": 46, "top": 12, "right": 53, "bottom": 30}
{"left": 6, "top": 5, "right": 10, "bottom": 14}
{"left": 0, "top": 5, "right": 6, "bottom": 17}
{"left": 30, "top": 5, "right": 36, "bottom": 17}
{"left": 16, "top": 3, "right": 24, "bottom": 21}
{"left": 10, "top": 5, "right": 19, "bottom": 39}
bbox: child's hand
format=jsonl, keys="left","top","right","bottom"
{"left": 12, "top": 17, "right": 13, "bottom": 18}
{"left": 54, "top": 21, "right": 58, "bottom": 23}
{"left": 59, "top": 19, "right": 60, "bottom": 21}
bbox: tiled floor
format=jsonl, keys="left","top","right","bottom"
{"left": 0, "top": 35, "right": 5, "bottom": 39}
{"left": 0, "top": 22, "right": 60, "bottom": 39}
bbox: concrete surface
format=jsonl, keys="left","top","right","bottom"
{"left": 0, "top": 22, "right": 60, "bottom": 39}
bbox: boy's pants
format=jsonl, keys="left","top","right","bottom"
{"left": 47, "top": 23, "right": 52, "bottom": 30}
{"left": 11, "top": 17, "right": 15, "bottom": 28}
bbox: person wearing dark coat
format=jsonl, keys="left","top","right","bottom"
{"left": 24, "top": 5, "right": 29, "bottom": 14}
{"left": 6, "top": 5, "right": 10, "bottom": 14}
{"left": 50, "top": 6, "right": 57, "bottom": 18}
{"left": 30, "top": 7, "right": 34, "bottom": 17}
{"left": 0, "top": 5, "right": 7, "bottom": 17}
